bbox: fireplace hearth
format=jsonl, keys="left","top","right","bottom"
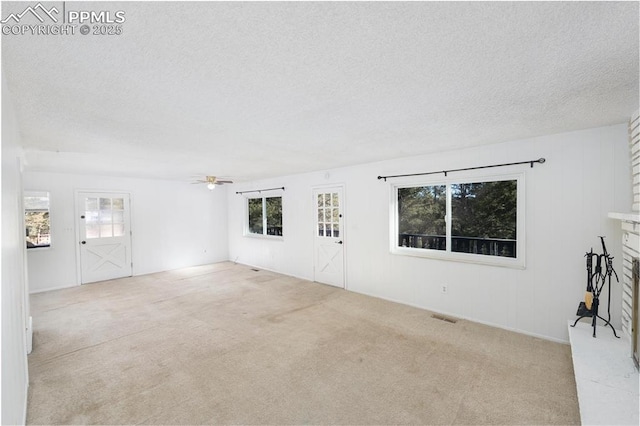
{"left": 633, "top": 258, "right": 639, "bottom": 369}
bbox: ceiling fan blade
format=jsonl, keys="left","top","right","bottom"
{"left": 189, "top": 176, "right": 232, "bottom": 186}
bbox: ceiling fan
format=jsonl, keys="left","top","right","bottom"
{"left": 192, "top": 176, "right": 233, "bottom": 190}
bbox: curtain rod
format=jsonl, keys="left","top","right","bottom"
{"left": 235, "top": 187, "right": 285, "bottom": 195}
{"left": 377, "top": 158, "right": 546, "bottom": 182}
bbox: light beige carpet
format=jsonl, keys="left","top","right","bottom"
{"left": 27, "top": 262, "right": 580, "bottom": 425}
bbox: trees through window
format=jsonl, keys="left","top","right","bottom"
{"left": 398, "top": 185, "right": 446, "bottom": 250}
{"left": 451, "top": 181, "right": 517, "bottom": 257}
{"left": 247, "top": 196, "right": 283, "bottom": 237}
{"left": 25, "top": 191, "right": 51, "bottom": 248}
{"left": 395, "top": 177, "right": 520, "bottom": 262}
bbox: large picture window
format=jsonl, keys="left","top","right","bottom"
{"left": 393, "top": 175, "right": 523, "bottom": 267}
{"left": 246, "top": 196, "right": 283, "bottom": 237}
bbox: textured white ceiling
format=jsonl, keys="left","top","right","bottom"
{"left": 2, "top": 1, "right": 638, "bottom": 181}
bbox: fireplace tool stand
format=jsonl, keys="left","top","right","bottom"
{"left": 571, "top": 236, "right": 619, "bottom": 338}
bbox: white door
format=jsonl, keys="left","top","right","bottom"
{"left": 313, "top": 187, "right": 345, "bottom": 288}
{"left": 77, "top": 192, "right": 132, "bottom": 284}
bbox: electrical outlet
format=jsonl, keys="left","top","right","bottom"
{"left": 441, "top": 284, "right": 448, "bottom": 294}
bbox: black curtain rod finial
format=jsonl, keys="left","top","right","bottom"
{"left": 531, "top": 158, "right": 546, "bottom": 167}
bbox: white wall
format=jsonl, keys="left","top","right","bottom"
{"left": 24, "top": 172, "right": 229, "bottom": 293}
{"left": 229, "top": 124, "right": 631, "bottom": 342}
{"left": 2, "top": 73, "right": 29, "bottom": 424}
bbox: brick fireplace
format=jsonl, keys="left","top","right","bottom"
{"left": 608, "top": 109, "right": 640, "bottom": 363}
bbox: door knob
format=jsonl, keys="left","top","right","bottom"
{"left": 81, "top": 241, "right": 86, "bottom": 244}
{"left": 336, "top": 240, "right": 343, "bottom": 244}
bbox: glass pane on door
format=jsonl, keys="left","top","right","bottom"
{"left": 99, "top": 198, "right": 111, "bottom": 209}
{"left": 316, "top": 191, "right": 341, "bottom": 239}
{"left": 86, "top": 211, "right": 99, "bottom": 224}
{"left": 100, "top": 224, "right": 113, "bottom": 238}
{"left": 112, "top": 198, "right": 124, "bottom": 209}
{"left": 86, "top": 198, "right": 98, "bottom": 210}
{"left": 113, "top": 224, "right": 125, "bottom": 237}
{"left": 112, "top": 211, "right": 124, "bottom": 223}
{"left": 86, "top": 225, "right": 100, "bottom": 239}
{"left": 84, "top": 196, "right": 128, "bottom": 239}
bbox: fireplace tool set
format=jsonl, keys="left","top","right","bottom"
{"left": 571, "top": 236, "right": 619, "bottom": 338}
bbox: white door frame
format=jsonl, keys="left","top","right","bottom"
{"left": 312, "top": 184, "right": 347, "bottom": 289}
{"left": 74, "top": 190, "right": 133, "bottom": 285}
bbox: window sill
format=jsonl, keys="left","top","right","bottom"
{"left": 392, "top": 246, "right": 525, "bottom": 269}
{"left": 243, "top": 233, "right": 284, "bottom": 242}
{"left": 27, "top": 245, "right": 51, "bottom": 250}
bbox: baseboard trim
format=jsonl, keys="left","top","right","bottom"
{"left": 22, "top": 375, "right": 29, "bottom": 425}
{"left": 232, "top": 261, "right": 313, "bottom": 283}
{"left": 29, "top": 283, "right": 77, "bottom": 294}
{"left": 29, "top": 260, "right": 233, "bottom": 295}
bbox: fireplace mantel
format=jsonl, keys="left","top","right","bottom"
{"left": 608, "top": 212, "right": 640, "bottom": 224}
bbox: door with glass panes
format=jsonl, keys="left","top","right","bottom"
{"left": 77, "top": 192, "right": 132, "bottom": 284}
{"left": 313, "top": 187, "right": 345, "bottom": 288}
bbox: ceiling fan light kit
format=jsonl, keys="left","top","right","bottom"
{"left": 192, "top": 176, "right": 234, "bottom": 190}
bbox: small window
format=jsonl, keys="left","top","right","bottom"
{"left": 246, "top": 196, "right": 283, "bottom": 237}
{"left": 393, "top": 175, "right": 523, "bottom": 267}
{"left": 25, "top": 191, "right": 51, "bottom": 249}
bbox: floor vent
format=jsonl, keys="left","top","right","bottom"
{"left": 432, "top": 314, "right": 458, "bottom": 324}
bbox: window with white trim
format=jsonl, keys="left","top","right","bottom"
{"left": 25, "top": 191, "right": 51, "bottom": 249}
{"left": 393, "top": 174, "right": 524, "bottom": 267}
{"left": 246, "top": 196, "right": 283, "bottom": 237}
